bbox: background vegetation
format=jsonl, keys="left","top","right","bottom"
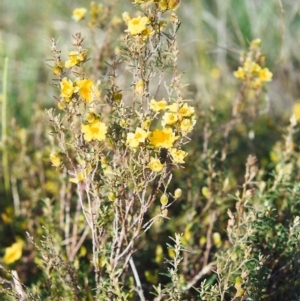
{"left": 1, "top": 0, "right": 300, "bottom": 300}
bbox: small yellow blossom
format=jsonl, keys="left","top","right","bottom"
{"left": 158, "top": 0, "right": 180, "bottom": 11}
{"left": 199, "top": 235, "right": 206, "bottom": 246}
{"left": 202, "top": 186, "right": 211, "bottom": 199}
{"left": 60, "top": 78, "right": 77, "bottom": 102}
{"left": 174, "top": 188, "right": 182, "bottom": 199}
{"left": 178, "top": 103, "right": 195, "bottom": 118}
{"left": 259, "top": 68, "right": 273, "bottom": 82}
{"left": 141, "top": 118, "right": 151, "bottom": 129}
{"left": 90, "top": 2, "right": 103, "bottom": 19}
{"left": 155, "top": 245, "right": 164, "bottom": 264}
{"left": 141, "top": 27, "right": 154, "bottom": 40}
{"left": 81, "top": 119, "right": 107, "bottom": 142}
{"left": 85, "top": 112, "right": 96, "bottom": 123}
{"left": 134, "top": 79, "right": 145, "bottom": 95}
{"left": 234, "top": 276, "right": 245, "bottom": 297}
{"left": 1, "top": 207, "right": 13, "bottom": 224}
{"left": 70, "top": 171, "right": 86, "bottom": 184}
{"left": 162, "top": 112, "right": 178, "bottom": 127}
{"left": 3, "top": 240, "right": 23, "bottom": 265}
{"left": 107, "top": 192, "right": 116, "bottom": 201}
{"left": 76, "top": 78, "right": 99, "bottom": 103}
{"left": 169, "top": 148, "right": 187, "bottom": 163}
{"left": 149, "top": 128, "right": 179, "bottom": 149}
{"left": 65, "top": 51, "right": 79, "bottom": 68}
{"left": 70, "top": 164, "right": 92, "bottom": 184}
{"left": 150, "top": 99, "right": 168, "bottom": 112}
{"left": 180, "top": 118, "right": 195, "bottom": 134}
{"left": 53, "top": 60, "right": 64, "bottom": 76}
{"left": 65, "top": 50, "right": 88, "bottom": 68}
{"left": 234, "top": 67, "right": 245, "bottom": 80}
{"left": 149, "top": 157, "right": 163, "bottom": 172}
{"left": 72, "top": 8, "right": 87, "bottom": 22}
{"left": 126, "top": 127, "right": 148, "bottom": 148}
{"left": 126, "top": 16, "right": 149, "bottom": 36}
{"left": 58, "top": 101, "right": 66, "bottom": 110}
{"left": 251, "top": 38, "right": 261, "bottom": 48}
{"left": 243, "top": 59, "right": 261, "bottom": 74}
{"left": 50, "top": 152, "right": 61, "bottom": 167}
{"left": 212, "top": 232, "right": 222, "bottom": 247}
{"left": 160, "top": 194, "right": 168, "bottom": 206}
{"left": 103, "top": 165, "right": 114, "bottom": 176}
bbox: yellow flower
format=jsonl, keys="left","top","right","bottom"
{"left": 65, "top": 50, "right": 88, "bottom": 68}
{"left": 60, "top": 77, "right": 76, "bottom": 102}
{"left": 155, "top": 245, "right": 164, "bottom": 264}
{"left": 72, "top": 8, "right": 87, "bottom": 22}
{"left": 259, "top": 68, "right": 273, "bottom": 82}
{"left": 141, "top": 27, "right": 154, "bottom": 40}
{"left": 3, "top": 240, "right": 23, "bottom": 265}
{"left": 134, "top": 79, "right": 145, "bottom": 95}
{"left": 158, "top": 0, "right": 180, "bottom": 11}
{"left": 76, "top": 78, "right": 99, "bottom": 103}
{"left": 180, "top": 118, "right": 195, "bottom": 134}
{"left": 169, "top": 148, "right": 187, "bottom": 163}
{"left": 202, "top": 186, "right": 211, "bottom": 199}
{"left": 65, "top": 51, "right": 79, "bottom": 68}
{"left": 212, "top": 232, "right": 222, "bottom": 247}
{"left": 58, "top": 101, "right": 66, "bottom": 110}
{"left": 85, "top": 112, "right": 96, "bottom": 123}
{"left": 107, "top": 192, "right": 116, "bottom": 201}
{"left": 50, "top": 152, "right": 61, "bottom": 167}
{"left": 53, "top": 60, "right": 64, "bottom": 75}
{"left": 126, "top": 127, "right": 148, "bottom": 148}
{"left": 148, "top": 157, "right": 163, "bottom": 172}
{"left": 70, "top": 171, "right": 86, "bottom": 184}
{"left": 251, "top": 38, "right": 261, "bottom": 48}
{"left": 126, "top": 16, "right": 149, "bottom": 36}
{"left": 243, "top": 59, "right": 261, "bottom": 74}
{"left": 150, "top": 99, "right": 168, "bottom": 112}
{"left": 162, "top": 112, "right": 178, "bottom": 127}
{"left": 141, "top": 118, "right": 151, "bottom": 129}
{"left": 149, "top": 128, "right": 179, "bottom": 149}
{"left": 90, "top": 2, "right": 103, "bottom": 19}
{"left": 81, "top": 119, "right": 107, "bottom": 142}
{"left": 234, "top": 276, "right": 245, "bottom": 297}
{"left": 179, "top": 103, "right": 195, "bottom": 118}
{"left": 70, "top": 164, "right": 92, "bottom": 183}
{"left": 234, "top": 67, "right": 245, "bottom": 80}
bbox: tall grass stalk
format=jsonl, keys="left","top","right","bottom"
{"left": 2, "top": 57, "right": 10, "bottom": 197}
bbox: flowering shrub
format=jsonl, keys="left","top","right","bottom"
{"left": 2, "top": 1, "right": 300, "bottom": 301}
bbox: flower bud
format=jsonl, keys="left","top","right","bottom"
{"left": 160, "top": 194, "right": 168, "bottom": 206}
{"left": 174, "top": 188, "right": 182, "bottom": 199}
